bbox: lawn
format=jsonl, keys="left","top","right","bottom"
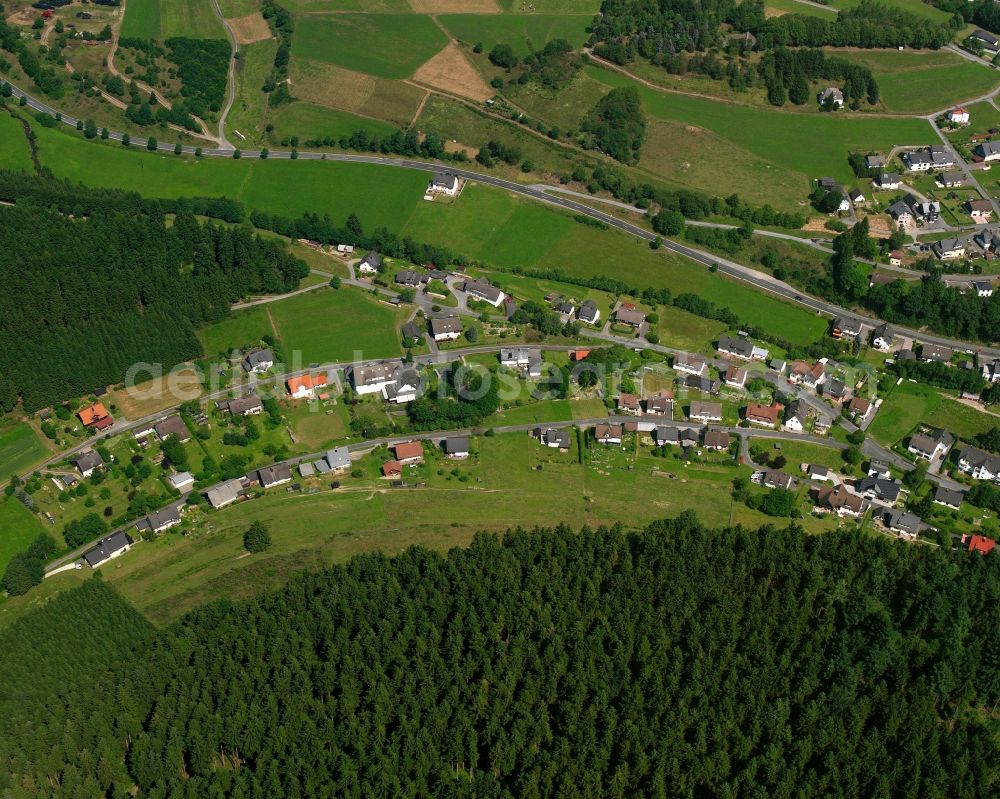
{"left": 0, "top": 113, "right": 32, "bottom": 172}
{"left": 197, "top": 306, "right": 276, "bottom": 358}
{"left": 438, "top": 14, "right": 592, "bottom": 56}
{"left": 868, "top": 380, "right": 997, "bottom": 445}
{"left": 0, "top": 498, "right": 48, "bottom": 577}
{"left": 17, "top": 430, "right": 837, "bottom": 625}
{"left": 266, "top": 286, "right": 406, "bottom": 364}
{"left": 269, "top": 101, "right": 398, "bottom": 146}
{"left": 753, "top": 437, "right": 846, "bottom": 472}
{"left": 832, "top": 49, "right": 1000, "bottom": 115}
{"left": 31, "top": 123, "right": 428, "bottom": 231}
{"left": 587, "top": 65, "right": 935, "bottom": 186}
{"left": 291, "top": 14, "right": 448, "bottom": 79}
{"left": 827, "top": 0, "right": 953, "bottom": 23}
{"left": 227, "top": 39, "right": 279, "bottom": 146}
{"left": 121, "top": 0, "right": 227, "bottom": 40}
{"left": 656, "top": 306, "right": 728, "bottom": 354}
{"left": 764, "top": 0, "right": 837, "bottom": 17}
{"left": 0, "top": 424, "right": 50, "bottom": 484}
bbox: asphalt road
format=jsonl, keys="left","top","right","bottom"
{"left": 6, "top": 78, "right": 1000, "bottom": 358}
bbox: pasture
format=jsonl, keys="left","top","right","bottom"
{"left": 0, "top": 497, "right": 47, "bottom": 575}
{"left": 197, "top": 306, "right": 276, "bottom": 358}
{"left": 270, "top": 101, "right": 398, "bottom": 144}
{"left": 868, "top": 381, "right": 998, "bottom": 445}
{"left": 25, "top": 431, "right": 834, "bottom": 626}
{"left": 826, "top": 0, "right": 953, "bottom": 23}
{"left": 291, "top": 14, "right": 448, "bottom": 79}
{"left": 832, "top": 49, "right": 1000, "bottom": 115}
{"left": 587, "top": 66, "right": 934, "bottom": 186}
{"left": 263, "top": 286, "right": 406, "bottom": 364}
{"left": 764, "top": 0, "right": 836, "bottom": 17}
{"left": 121, "top": 0, "right": 226, "bottom": 40}
{"left": 438, "top": 13, "right": 592, "bottom": 55}
{"left": 227, "top": 39, "right": 278, "bottom": 144}
{"left": 0, "top": 423, "right": 50, "bottom": 484}
{"left": 0, "top": 113, "right": 32, "bottom": 172}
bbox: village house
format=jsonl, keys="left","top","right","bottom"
{"left": 500, "top": 347, "right": 543, "bottom": 378}
{"left": 822, "top": 378, "right": 850, "bottom": 404}
{"left": 322, "top": 447, "right": 352, "bottom": 473}
{"left": 689, "top": 400, "right": 723, "bottom": 423}
{"left": 815, "top": 484, "right": 868, "bottom": 518}
{"left": 168, "top": 471, "right": 195, "bottom": 492}
{"left": 806, "top": 465, "right": 833, "bottom": 482}
{"left": 947, "top": 107, "right": 970, "bottom": 125}
{"left": 717, "top": 334, "right": 754, "bottom": 360}
{"left": 848, "top": 188, "right": 866, "bottom": 206}
{"left": 703, "top": 428, "right": 731, "bottom": 451}
{"left": 969, "top": 28, "right": 1000, "bottom": 57}
{"left": 871, "top": 322, "right": 894, "bottom": 351}
{"left": 393, "top": 441, "right": 424, "bottom": 465}
{"left": 868, "top": 459, "right": 892, "bottom": 480}
{"left": 832, "top": 317, "right": 863, "bottom": 340}
{"left": 790, "top": 360, "right": 826, "bottom": 389}
{"left": 912, "top": 200, "right": 941, "bottom": 223}
{"left": 966, "top": 198, "right": 994, "bottom": 222}
{"left": 964, "top": 533, "right": 997, "bottom": 555}
{"left": 73, "top": 450, "right": 103, "bottom": 478}
{"left": 654, "top": 426, "right": 699, "bottom": 448}
{"left": 336, "top": 244, "right": 355, "bottom": 255}
{"left": 381, "top": 461, "right": 402, "bottom": 479}
{"left": 463, "top": 278, "right": 506, "bottom": 307}
{"left": 83, "top": 532, "right": 133, "bottom": 568}
{"left": 256, "top": 464, "right": 293, "bottom": 489}
{"left": 875, "top": 172, "right": 902, "bottom": 190}
{"left": 578, "top": 300, "right": 601, "bottom": 325}
{"left": 865, "top": 154, "right": 886, "bottom": 170}
{"left": 220, "top": 395, "right": 264, "bottom": 417}
{"left": 886, "top": 200, "right": 913, "bottom": 227}
{"left": 614, "top": 305, "right": 647, "bottom": 328}
{"left": 956, "top": 445, "right": 1000, "bottom": 481}
{"left": 673, "top": 352, "right": 707, "bottom": 377}
{"left": 683, "top": 375, "right": 721, "bottom": 394}
{"left": 783, "top": 409, "right": 806, "bottom": 433}
{"left": 769, "top": 358, "right": 787, "bottom": 375}
{"left": 616, "top": 393, "right": 642, "bottom": 415}
{"left": 724, "top": 365, "right": 748, "bottom": 389}
{"left": 402, "top": 321, "right": 423, "bottom": 342}
{"left": 933, "top": 485, "right": 965, "bottom": 510}
{"left": 848, "top": 396, "right": 872, "bottom": 420}
{"left": 555, "top": 302, "right": 576, "bottom": 324}
{"left": 78, "top": 402, "right": 113, "bottom": 431}
{"left": 537, "top": 427, "right": 570, "bottom": 451}
{"left": 287, "top": 373, "right": 328, "bottom": 399}
{"left": 206, "top": 478, "right": 245, "bottom": 509}
{"left": 383, "top": 367, "right": 420, "bottom": 404}
{"left": 242, "top": 348, "right": 274, "bottom": 374}
{"left": 644, "top": 392, "right": 673, "bottom": 418}
{"left": 974, "top": 140, "right": 1000, "bottom": 162}
{"left": 972, "top": 280, "right": 994, "bottom": 297}
{"left": 855, "top": 476, "right": 901, "bottom": 504}
{"left": 937, "top": 171, "right": 965, "bottom": 188}
{"left": 429, "top": 315, "right": 462, "bottom": 342}
{"left": 429, "top": 172, "right": 460, "bottom": 196}
{"left": 818, "top": 87, "right": 843, "bottom": 108}
{"left": 745, "top": 402, "right": 782, "bottom": 428}
{"left": 351, "top": 362, "right": 397, "bottom": 396}
{"left": 907, "top": 428, "right": 954, "bottom": 461}
{"left": 154, "top": 415, "right": 191, "bottom": 443}
{"left": 442, "top": 436, "right": 470, "bottom": 459}
{"left": 983, "top": 357, "right": 1000, "bottom": 383}
{"left": 357, "top": 251, "right": 381, "bottom": 275}
{"left": 760, "top": 469, "right": 795, "bottom": 491}
{"left": 884, "top": 509, "right": 922, "bottom": 539}
{"left": 595, "top": 423, "right": 624, "bottom": 446}
{"left": 921, "top": 343, "right": 953, "bottom": 363}
{"left": 395, "top": 269, "right": 425, "bottom": 288}
{"left": 135, "top": 505, "right": 181, "bottom": 536}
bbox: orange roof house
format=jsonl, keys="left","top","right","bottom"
{"left": 570, "top": 349, "right": 591, "bottom": 361}
{"left": 968, "top": 535, "right": 996, "bottom": 556}
{"left": 393, "top": 441, "right": 424, "bottom": 464}
{"left": 78, "top": 403, "right": 113, "bottom": 430}
{"left": 287, "top": 374, "right": 328, "bottom": 398}
{"left": 381, "top": 460, "right": 402, "bottom": 478}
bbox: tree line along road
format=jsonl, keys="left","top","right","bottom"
{"left": 4, "top": 80, "right": 999, "bottom": 358}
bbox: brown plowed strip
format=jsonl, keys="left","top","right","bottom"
{"left": 413, "top": 42, "right": 492, "bottom": 103}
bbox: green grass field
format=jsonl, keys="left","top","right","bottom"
{"left": 269, "top": 101, "right": 397, "bottom": 144}
{"left": 438, "top": 14, "right": 592, "bottom": 56}
{"left": 587, "top": 66, "right": 934, "bottom": 186}
{"left": 945, "top": 101, "right": 1000, "bottom": 144}
{"left": 227, "top": 39, "right": 279, "bottom": 146}
{"left": 0, "top": 424, "right": 50, "bottom": 485}
{"left": 30, "top": 123, "right": 428, "bottom": 230}
{"left": 121, "top": 0, "right": 227, "bottom": 40}
{"left": 197, "top": 306, "right": 275, "bottom": 358}
{"left": 869, "top": 381, "right": 999, "bottom": 445}
{"left": 832, "top": 49, "right": 1000, "bottom": 115}
{"left": 827, "top": 0, "right": 953, "bottom": 23}
{"left": 266, "top": 287, "right": 405, "bottom": 363}
{"left": 764, "top": 0, "right": 837, "bottom": 17}
{"left": 18, "top": 431, "right": 834, "bottom": 625}
{"left": 0, "top": 497, "right": 47, "bottom": 575}
{"left": 0, "top": 113, "right": 32, "bottom": 172}
{"left": 291, "top": 14, "right": 448, "bottom": 79}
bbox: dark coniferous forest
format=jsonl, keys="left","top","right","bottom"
{"left": 2, "top": 517, "right": 999, "bottom": 798}
{"left": 0, "top": 179, "right": 308, "bottom": 411}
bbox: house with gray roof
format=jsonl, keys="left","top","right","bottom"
{"left": 957, "top": 445, "right": 1000, "bottom": 481}
{"left": 717, "top": 334, "right": 754, "bottom": 360}
{"left": 442, "top": 436, "right": 470, "bottom": 458}
{"left": 220, "top": 395, "right": 264, "bottom": 417}
{"left": 83, "top": 532, "right": 133, "bottom": 568}
{"left": 324, "top": 446, "right": 352, "bottom": 472}
{"left": 463, "top": 278, "right": 505, "bottom": 307}
{"left": 430, "top": 315, "right": 462, "bottom": 342}
{"left": 242, "top": 348, "right": 274, "bottom": 373}
{"left": 206, "top": 478, "right": 245, "bottom": 509}
{"left": 934, "top": 485, "right": 965, "bottom": 510}
{"left": 884, "top": 509, "right": 922, "bottom": 539}
{"left": 154, "top": 415, "right": 190, "bottom": 443}
{"left": 395, "top": 269, "right": 424, "bottom": 288}
{"left": 73, "top": 449, "right": 104, "bottom": 478}
{"left": 887, "top": 200, "right": 913, "bottom": 226}
{"left": 358, "top": 251, "right": 382, "bottom": 275}
{"left": 135, "top": 505, "right": 181, "bottom": 535}
{"left": 974, "top": 140, "right": 1000, "bottom": 162}
{"left": 256, "top": 464, "right": 293, "bottom": 489}
{"left": 578, "top": 300, "right": 600, "bottom": 325}
{"left": 907, "top": 429, "right": 954, "bottom": 460}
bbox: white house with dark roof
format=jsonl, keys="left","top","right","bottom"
{"left": 969, "top": 29, "right": 1000, "bottom": 56}
{"left": 358, "top": 251, "right": 382, "bottom": 275}
{"left": 83, "top": 532, "right": 133, "bottom": 568}
{"left": 242, "top": 348, "right": 274, "bottom": 373}
{"left": 73, "top": 450, "right": 104, "bottom": 478}
{"left": 907, "top": 429, "right": 954, "bottom": 461}
{"left": 577, "top": 300, "right": 600, "bottom": 325}
{"left": 429, "top": 172, "right": 460, "bottom": 196}
{"left": 463, "top": 278, "right": 505, "bottom": 307}
{"left": 430, "top": 315, "right": 462, "bottom": 342}
{"left": 673, "top": 352, "right": 707, "bottom": 377}
{"left": 957, "top": 445, "right": 1000, "bottom": 481}
{"left": 351, "top": 362, "right": 397, "bottom": 395}
{"left": 875, "top": 172, "right": 901, "bottom": 190}
{"left": 974, "top": 140, "right": 1000, "bottom": 162}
